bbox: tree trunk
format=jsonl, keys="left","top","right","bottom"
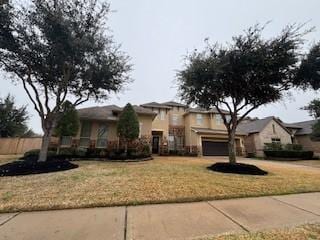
{"left": 38, "top": 119, "right": 55, "bottom": 162}
{"left": 228, "top": 128, "right": 237, "bottom": 164}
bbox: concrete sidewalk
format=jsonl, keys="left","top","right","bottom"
{"left": 0, "top": 192, "right": 319, "bottom": 240}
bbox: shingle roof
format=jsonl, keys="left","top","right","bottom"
{"left": 140, "top": 102, "right": 172, "bottom": 109}
{"left": 237, "top": 116, "right": 289, "bottom": 134}
{"left": 288, "top": 120, "right": 317, "bottom": 135}
{"left": 191, "top": 127, "right": 246, "bottom": 135}
{"left": 161, "top": 101, "right": 188, "bottom": 108}
{"left": 282, "top": 123, "right": 303, "bottom": 129}
{"left": 185, "top": 107, "right": 229, "bottom": 114}
{"left": 77, "top": 105, "right": 156, "bottom": 121}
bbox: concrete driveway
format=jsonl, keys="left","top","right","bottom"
{"left": 1, "top": 192, "right": 319, "bottom": 240}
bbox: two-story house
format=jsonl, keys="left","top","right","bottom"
{"left": 59, "top": 101, "right": 246, "bottom": 156}
{"left": 141, "top": 101, "right": 246, "bottom": 156}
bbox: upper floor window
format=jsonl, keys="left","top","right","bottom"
{"left": 196, "top": 114, "right": 203, "bottom": 125}
{"left": 97, "top": 124, "right": 108, "bottom": 148}
{"left": 215, "top": 114, "right": 223, "bottom": 125}
{"left": 172, "top": 114, "right": 179, "bottom": 125}
{"left": 153, "top": 109, "right": 159, "bottom": 119}
{"left": 160, "top": 110, "right": 165, "bottom": 120}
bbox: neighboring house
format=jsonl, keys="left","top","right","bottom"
{"left": 59, "top": 105, "right": 156, "bottom": 149}
{"left": 285, "top": 120, "right": 320, "bottom": 156}
{"left": 238, "top": 116, "right": 293, "bottom": 157}
{"left": 141, "top": 101, "right": 246, "bottom": 156}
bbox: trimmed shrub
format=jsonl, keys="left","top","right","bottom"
{"left": 264, "top": 142, "right": 282, "bottom": 150}
{"left": 264, "top": 150, "right": 314, "bottom": 160}
{"left": 284, "top": 144, "right": 303, "bottom": 151}
{"left": 108, "top": 144, "right": 151, "bottom": 160}
{"left": 23, "top": 149, "right": 57, "bottom": 161}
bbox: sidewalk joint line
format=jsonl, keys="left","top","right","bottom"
{"left": 124, "top": 206, "right": 128, "bottom": 240}
{"left": 270, "top": 196, "right": 320, "bottom": 217}
{"left": 206, "top": 202, "right": 250, "bottom": 233}
{"left": 0, "top": 212, "right": 21, "bottom": 227}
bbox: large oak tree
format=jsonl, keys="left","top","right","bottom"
{"left": 177, "top": 24, "right": 309, "bottom": 163}
{"left": 0, "top": 0, "right": 131, "bottom": 161}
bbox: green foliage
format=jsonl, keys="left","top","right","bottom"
{"left": 284, "top": 144, "right": 303, "bottom": 151}
{"left": 177, "top": 24, "right": 308, "bottom": 163}
{"left": 0, "top": 0, "right": 131, "bottom": 104}
{"left": 297, "top": 42, "right": 320, "bottom": 90}
{"left": 302, "top": 99, "right": 320, "bottom": 119}
{"left": 311, "top": 120, "right": 320, "bottom": 141}
{"left": 117, "top": 103, "right": 139, "bottom": 141}
{"left": 264, "top": 142, "right": 282, "bottom": 151}
{"left": 177, "top": 24, "right": 307, "bottom": 112}
{"left": 0, "top": 94, "right": 29, "bottom": 137}
{"left": 264, "top": 143, "right": 303, "bottom": 151}
{"left": 23, "top": 149, "right": 57, "bottom": 161}
{"left": 264, "top": 150, "right": 314, "bottom": 160}
{"left": 108, "top": 144, "right": 151, "bottom": 160}
{"left": 0, "top": 0, "right": 131, "bottom": 161}
{"left": 55, "top": 101, "right": 80, "bottom": 137}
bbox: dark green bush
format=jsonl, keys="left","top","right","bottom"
{"left": 108, "top": 144, "right": 151, "bottom": 160}
{"left": 86, "top": 148, "right": 108, "bottom": 158}
{"left": 264, "top": 150, "right": 314, "bottom": 160}
{"left": 284, "top": 144, "right": 303, "bottom": 151}
{"left": 59, "top": 147, "right": 87, "bottom": 158}
{"left": 23, "top": 149, "right": 57, "bottom": 161}
{"left": 264, "top": 142, "right": 282, "bottom": 150}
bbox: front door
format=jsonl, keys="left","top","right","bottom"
{"left": 152, "top": 136, "right": 160, "bottom": 154}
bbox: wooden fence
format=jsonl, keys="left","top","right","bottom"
{"left": 0, "top": 137, "right": 43, "bottom": 155}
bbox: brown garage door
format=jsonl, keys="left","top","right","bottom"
{"left": 202, "top": 141, "right": 229, "bottom": 156}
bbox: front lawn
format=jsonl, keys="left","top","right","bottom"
{"left": 0, "top": 156, "right": 320, "bottom": 212}
{"left": 207, "top": 223, "right": 320, "bottom": 240}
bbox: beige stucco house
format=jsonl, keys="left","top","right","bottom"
{"left": 141, "top": 101, "right": 246, "bottom": 156}
{"left": 238, "top": 116, "right": 293, "bottom": 157}
{"left": 62, "top": 101, "right": 246, "bottom": 156}
{"left": 60, "top": 105, "right": 156, "bottom": 149}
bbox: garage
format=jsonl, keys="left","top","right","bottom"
{"left": 202, "top": 140, "right": 229, "bottom": 156}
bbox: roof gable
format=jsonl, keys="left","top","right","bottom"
{"left": 238, "top": 116, "right": 290, "bottom": 135}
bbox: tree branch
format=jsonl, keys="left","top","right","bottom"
{"left": 237, "top": 105, "right": 258, "bottom": 124}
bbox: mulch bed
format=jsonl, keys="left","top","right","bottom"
{"left": 0, "top": 160, "right": 78, "bottom": 177}
{"left": 207, "top": 162, "right": 268, "bottom": 175}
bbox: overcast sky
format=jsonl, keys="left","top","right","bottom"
{"left": 1, "top": 0, "right": 320, "bottom": 133}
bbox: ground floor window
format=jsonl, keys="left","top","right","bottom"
{"left": 60, "top": 136, "right": 72, "bottom": 146}
{"left": 168, "top": 135, "right": 184, "bottom": 151}
{"left": 96, "top": 124, "right": 108, "bottom": 148}
{"left": 79, "top": 121, "right": 92, "bottom": 147}
{"left": 271, "top": 138, "right": 281, "bottom": 143}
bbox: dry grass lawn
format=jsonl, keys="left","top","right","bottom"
{"left": 0, "top": 156, "right": 320, "bottom": 213}
{"left": 207, "top": 223, "right": 320, "bottom": 240}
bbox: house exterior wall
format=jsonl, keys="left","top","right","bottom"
{"left": 144, "top": 107, "right": 170, "bottom": 138}
{"left": 168, "top": 106, "right": 186, "bottom": 127}
{"left": 184, "top": 113, "right": 229, "bottom": 146}
{"left": 73, "top": 113, "right": 154, "bottom": 147}
{"left": 243, "top": 134, "right": 257, "bottom": 156}
{"left": 183, "top": 112, "right": 245, "bottom": 156}
{"left": 295, "top": 135, "right": 320, "bottom": 156}
{"left": 252, "top": 119, "right": 292, "bottom": 157}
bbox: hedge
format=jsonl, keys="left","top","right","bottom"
{"left": 264, "top": 150, "right": 314, "bottom": 160}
